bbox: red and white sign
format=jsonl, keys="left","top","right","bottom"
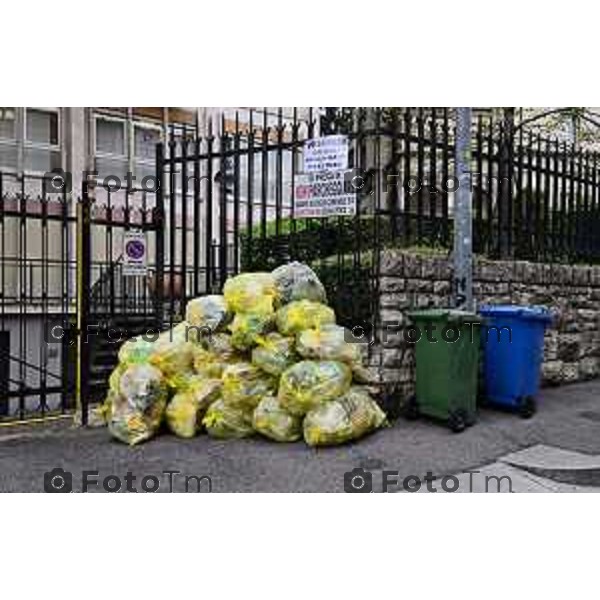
{"left": 293, "top": 171, "right": 356, "bottom": 218}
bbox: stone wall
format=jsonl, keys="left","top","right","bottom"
{"left": 365, "top": 250, "right": 600, "bottom": 397}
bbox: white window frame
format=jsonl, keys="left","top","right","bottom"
{"left": 133, "top": 121, "right": 163, "bottom": 170}
{"left": 94, "top": 114, "right": 130, "bottom": 190}
{"left": 95, "top": 114, "right": 128, "bottom": 161}
{"left": 0, "top": 107, "right": 62, "bottom": 175}
{"left": 0, "top": 107, "right": 18, "bottom": 142}
{"left": 0, "top": 107, "right": 19, "bottom": 174}
{"left": 24, "top": 107, "right": 61, "bottom": 148}
{"left": 22, "top": 107, "right": 62, "bottom": 176}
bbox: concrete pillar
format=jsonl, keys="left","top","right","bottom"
{"left": 63, "top": 107, "right": 87, "bottom": 200}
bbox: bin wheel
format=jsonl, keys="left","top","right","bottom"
{"left": 518, "top": 396, "right": 536, "bottom": 419}
{"left": 448, "top": 409, "right": 467, "bottom": 433}
{"left": 402, "top": 396, "right": 420, "bottom": 421}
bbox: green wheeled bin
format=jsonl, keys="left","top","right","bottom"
{"left": 404, "top": 309, "right": 481, "bottom": 433}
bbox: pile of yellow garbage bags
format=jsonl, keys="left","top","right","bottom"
{"left": 98, "top": 262, "right": 387, "bottom": 446}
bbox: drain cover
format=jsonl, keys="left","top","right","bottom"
{"left": 578, "top": 411, "right": 600, "bottom": 422}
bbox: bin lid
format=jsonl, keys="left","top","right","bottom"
{"left": 479, "top": 304, "right": 553, "bottom": 323}
{"left": 407, "top": 308, "right": 480, "bottom": 323}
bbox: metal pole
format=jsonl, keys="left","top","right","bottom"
{"left": 453, "top": 108, "right": 473, "bottom": 311}
{"left": 76, "top": 180, "right": 91, "bottom": 426}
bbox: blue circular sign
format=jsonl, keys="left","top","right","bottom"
{"left": 126, "top": 239, "right": 145, "bottom": 260}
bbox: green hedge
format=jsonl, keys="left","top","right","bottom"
{"left": 240, "top": 215, "right": 392, "bottom": 271}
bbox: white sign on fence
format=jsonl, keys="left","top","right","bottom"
{"left": 294, "top": 171, "right": 357, "bottom": 218}
{"left": 122, "top": 230, "right": 148, "bottom": 276}
{"left": 303, "top": 135, "right": 349, "bottom": 173}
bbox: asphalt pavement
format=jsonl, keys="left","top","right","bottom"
{"left": 1, "top": 380, "right": 599, "bottom": 492}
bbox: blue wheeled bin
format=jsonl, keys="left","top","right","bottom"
{"left": 479, "top": 305, "right": 553, "bottom": 418}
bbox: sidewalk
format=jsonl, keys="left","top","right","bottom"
{"left": 1, "top": 380, "right": 599, "bottom": 492}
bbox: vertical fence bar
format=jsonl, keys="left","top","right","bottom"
{"left": 386, "top": 108, "right": 398, "bottom": 240}
{"left": 168, "top": 138, "right": 177, "bottom": 323}
{"left": 192, "top": 138, "right": 201, "bottom": 296}
{"left": 141, "top": 190, "right": 149, "bottom": 314}
{"left": 429, "top": 108, "right": 437, "bottom": 244}
{"left": 352, "top": 108, "right": 362, "bottom": 270}
{"left": 205, "top": 121, "right": 214, "bottom": 292}
{"left": 245, "top": 112, "right": 254, "bottom": 269}
{"left": 568, "top": 142, "right": 576, "bottom": 260}
{"left": 290, "top": 108, "right": 299, "bottom": 261}
{"left": 275, "top": 108, "right": 283, "bottom": 242}
{"left": 534, "top": 133, "right": 543, "bottom": 258}
{"left": 559, "top": 141, "right": 568, "bottom": 258}
{"left": 18, "top": 176, "right": 26, "bottom": 419}
{"left": 574, "top": 145, "right": 583, "bottom": 260}
{"left": 441, "top": 108, "right": 450, "bottom": 247}
{"left": 76, "top": 181, "right": 91, "bottom": 426}
{"left": 486, "top": 115, "right": 494, "bottom": 256}
{"left": 583, "top": 150, "right": 590, "bottom": 260}
{"left": 496, "top": 121, "right": 505, "bottom": 257}
{"left": 514, "top": 125, "right": 524, "bottom": 257}
{"left": 232, "top": 113, "right": 241, "bottom": 275}
{"left": 260, "top": 108, "right": 269, "bottom": 247}
{"left": 60, "top": 179, "right": 72, "bottom": 411}
{"left": 403, "top": 107, "right": 412, "bottom": 243}
{"left": 40, "top": 181, "right": 48, "bottom": 414}
{"left": 506, "top": 120, "right": 514, "bottom": 257}
{"left": 474, "top": 116, "right": 483, "bottom": 253}
{"left": 525, "top": 131, "right": 534, "bottom": 258}
{"left": 550, "top": 138, "right": 559, "bottom": 260}
{"left": 154, "top": 142, "right": 165, "bottom": 330}
{"left": 181, "top": 137, "right": 188, "bottom": 310}
{"left": 542, "top": 136, "right": 552, "bottom": 261}
{"left": 219, "top": 115, "right": 228, "bottom": 287}
{"left": 416, "top": 108, "right": 424, "bottom": 242}
{"left": 373, "top": 107, "right": 382, "bottom": 315}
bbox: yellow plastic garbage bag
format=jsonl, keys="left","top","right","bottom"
{"left": 202, "top": 398, "right": 254, "bottom": 439}
{"left": 251, "top": 332, "right": 298, "bottom": 376}
{"left": 163, "top": 368, "right": 198, "bottom": 394}
{"left": 185, "top": 295, "right": 230, "bottom": 333}
{"left": 229, "top": 311, "right": 274, "bottom": 351}
{"left": 252, "top": 395, "right": 302, "bottom": 442}
{"left": 117, "top": 337, "right": 155, "bottom": 365}
{"left": 275, "top": 300, "right": 335, "bottom": 336}
{"left": 303, "top": 386, "right": 387, "bottom": 447}
{"left": 193, "top": 333, "right": 241, "bottom": 378}
{"left": 87, "top": 390, "right": 115, "bottom": 428}
{"left": 109, "top": 363, "right": 127, "bottom": 394}
{"left": 278, "top": 360, "right": 352, "bottom": 416}
{"left": 272, "top": 262, "right": 327, "bottom": 304}
{"left": 222, "top": 362, "right": 277, "bottom": 411}
{"left": 165, "top": 378, "right": 222, "bottom": 439}
{"left": 296, "top": 324, "right": 365, "bottom": 373}
{"left": 108, "top": 363, "right": 168, "bottom": 446}
{"left": 223, "top": 272, "right": 280, "bottom": 314}
{"left": 149, "top": 322, "right": 196, "bottom": 379}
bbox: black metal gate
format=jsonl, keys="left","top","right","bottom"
{"left": 77, "top": 180, "right": 162, "bottom": 423}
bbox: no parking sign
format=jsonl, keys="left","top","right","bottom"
{"left": 123, "top": 230, "right": 148, "bottom": 276}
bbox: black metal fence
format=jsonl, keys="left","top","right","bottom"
{"left": 156, "top": 108, "right": 600, "bottom": 329}
{"left": 0, "top": 172, "right": 76, "bottom": 420}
